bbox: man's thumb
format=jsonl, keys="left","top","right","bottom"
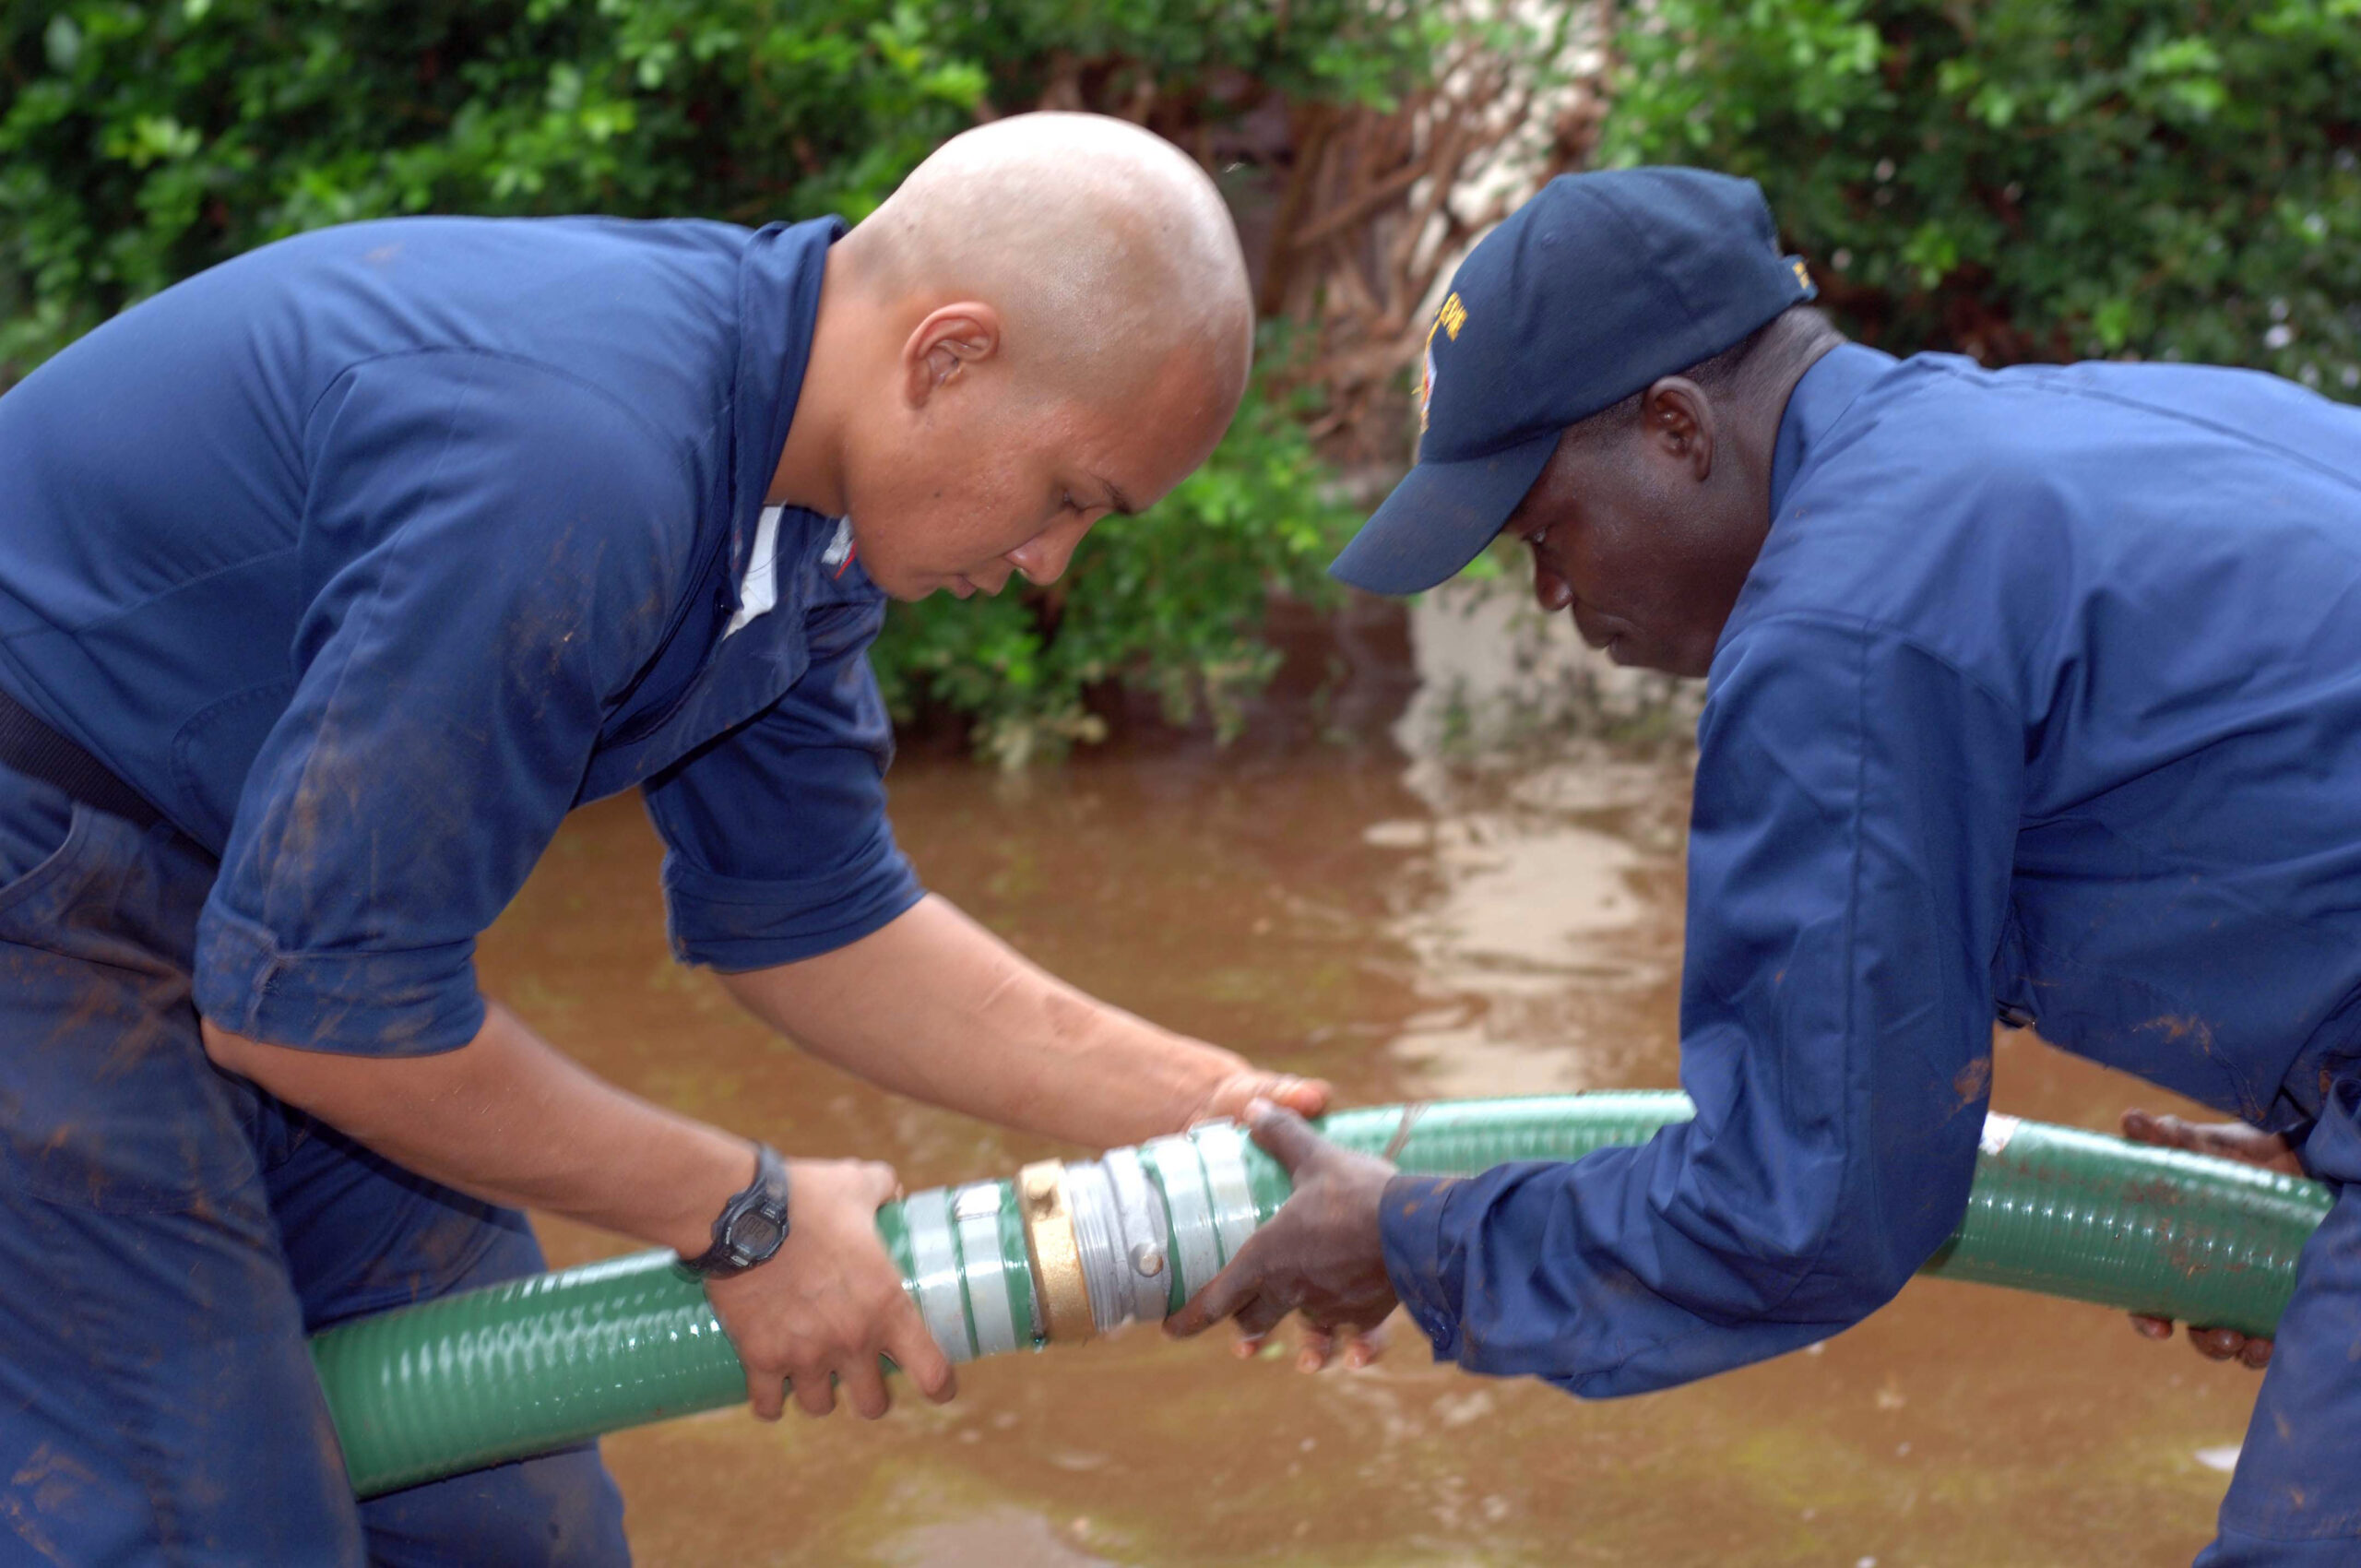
{"left": 1246, "top": 1099, "right": 1325, "bottom": 1173}
{"left": 2121, "top": 1109, "right": 2188, "bottom": 1149}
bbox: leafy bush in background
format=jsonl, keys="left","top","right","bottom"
{"left": 1603, "top": 0, "right": 2361, "bottom": 398}
{"left": 871, "top": 333, "right": 1359, "bottom": 767}
{"left": 18, "top": 0, "right": 2359, "bottom": 760}
{"left": 0, "top": 0, "right": 1430, "bottom": 374}
{"left": 0, "top": 0, "right": 1422, "bottom": 757}
{"left": 1, "top": 0, "right": 975, "bottom": 374}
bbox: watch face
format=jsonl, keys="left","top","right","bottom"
{"left": 730, "top": 1212, "right": 785, "bottom": 1257}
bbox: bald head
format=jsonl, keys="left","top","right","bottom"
{"left": 777, "top": 113, "right": 1261, "bottom": 603}
{"left": 840, "top": 112, "right": 1253, "bottom": 402}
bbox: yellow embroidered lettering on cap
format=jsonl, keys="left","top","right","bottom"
{"left": 1418, "top": 291, "right": 1471, "bottom": 434}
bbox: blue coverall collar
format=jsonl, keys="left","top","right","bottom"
{"left": 1767, "top": 341, "right": 1897, "bottom": 520}
{"left": 726, "top": 217, "right": 847, "bottom": 607}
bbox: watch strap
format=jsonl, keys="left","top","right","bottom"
{"left": 679, "top": 1144, "right": 792, "bottom": 1278}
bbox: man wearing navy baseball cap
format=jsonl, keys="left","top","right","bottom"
{"left": 1173, "top": 166, "right": 2361, "bottom": 1567}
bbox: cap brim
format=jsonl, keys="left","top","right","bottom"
{"left": 1328, "top": 429, "right": 1560, "bottom": 595}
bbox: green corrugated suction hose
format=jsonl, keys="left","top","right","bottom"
{"left": 309, "top": 1092, "right": 2332, "bottom": 1497}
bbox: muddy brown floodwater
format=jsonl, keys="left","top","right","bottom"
{"left": 482, "top": 613, "right": 2257, "bottom": 1568}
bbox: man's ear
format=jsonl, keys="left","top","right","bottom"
{"left": 902, "top": 303, "right": 1003, "bottom": 410}
{"left": 1639, "top": 376, "right": 1714, "bottom": 481}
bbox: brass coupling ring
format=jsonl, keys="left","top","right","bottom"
{"left": 1018, "top": 1160, "right": 1093, "bottom": 1345}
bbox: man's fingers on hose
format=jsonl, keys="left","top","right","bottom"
{"left": 2130, "top": 1313, "right": 2273, "bottom": 1369}
{"left": 790, "top": 1362, "right": 836, "bottom": 1418}
{"left": 2121, "top": 1109, "right": 2188, "bottom": 1149}
{"left": 1269, "top": 1075, "right": 1335, "bottom": 1119}
{"left": 1167, "top": 1243, "right": 1270, "bottom": 1337}
{"left": 886, "top": 1315, "right": 957, "bottom": 1405}
{"left": 1233, "top": 1291, "right": 1294, "bottom": 1342}
{"left": 2187, "top": 1325, "right": 2273, "bottom": 1369}
{"left": 2121, "top": 1109, "right": 2301, "bottom": 1174}
{"left": 850, "top": 1158, "right": 900, "bottom": 1206}
{"left": 2126, "top": 1110, "right": 2240, "bottom": 1162}
{"left": 2189, "top": 1325, "right": 2249, "bottom": 1362}
{"left": 744, "top": 1368, "right": 789, "bottom": 1421}
{"left": 1296, "top": 1319, "right": 1384, "bottom": 1372}
{"left": 1341, "top": 1317, "right": 1389, "bottom": 1369}
{"left": 838, "top": 1354, "right": 893, "bottom": 1420}
{"left": 1245, "top": 1100, "right": 1326, "bottom": 1174}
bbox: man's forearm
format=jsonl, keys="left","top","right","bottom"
{"left": 207, "top": 1001, "right": 967, "bottom": 1422}
{"left": 718, "top": 894, "right": 1250, "bottom": 1146}
{"left": 202, "top": 1003, "right": 751, "bottom": 1257}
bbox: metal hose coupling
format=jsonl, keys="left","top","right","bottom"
{"left": 890, "top": 1120, "right": 1272, "bottom": 1363}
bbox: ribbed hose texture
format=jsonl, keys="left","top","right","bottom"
{"left": 311, "top": 1092, "right": 2330, "bottom": 1498}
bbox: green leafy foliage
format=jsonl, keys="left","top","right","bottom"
{"left": 0, "top": 0, "right": 989, "bottom": 374}
{"left": 1, "top": 0, "right": 1426, "bottom": 757}
{"left": 931, "top": 0, "right": 1441, "bottom": 114}
{"left": 1602, "top": 0, "right": 2361, "bottom": 398}
{"left": 0, "top": 0, "right": 1430, "bottom": 376}
{"left": 871, "top": 334, "right": 1361, "bottom": 767}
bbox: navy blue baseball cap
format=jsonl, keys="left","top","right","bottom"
{"left": 1329, "top": 167, "right": 1817, "bottom": 595}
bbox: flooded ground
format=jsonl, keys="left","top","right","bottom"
{"left": 481, "top": 592, "right": 2255, "bottom": 1567}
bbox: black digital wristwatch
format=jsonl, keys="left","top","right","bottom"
{"left": 678, "top": 1144, "right": 791, "bottom": 1278}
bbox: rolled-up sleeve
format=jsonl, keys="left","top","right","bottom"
{"left": 193, "top": 351, "right": 694, "bottom": 1054}
{"left": 643, "top": 605, "right": 923, "bottom": 972}
{"left": 1380, "top": 615, "right": 2023, "bottom": 1396}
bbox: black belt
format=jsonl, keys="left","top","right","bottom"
{"left": 0, "top": 686, "right": 167, "bottom": 831}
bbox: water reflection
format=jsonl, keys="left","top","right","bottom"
{"left": 882, "top": 1507, "right": 1119, "bottom": 1568}
{"left": 1368, "top": 587, "right": 1693, "bottom": 1097}
{"left": 1370, "top": 788, "right": 1669, "bottom": 1097}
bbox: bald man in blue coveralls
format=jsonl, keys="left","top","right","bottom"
{"left": 0, "top": 113, "right": 1331, "bottom": 1564}
{"left": 1171, "top": 168, "right": 2361, "bottom": 1565}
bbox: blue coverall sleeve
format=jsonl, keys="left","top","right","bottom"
{"left": 193, "top": 351, "right": 696, "bottom": 1054}
{"left": 643, "top": 610, "right": 924, "bottom": 972}
{"left": 1382, "top": 615, "right": 2023, "bottom": 1396}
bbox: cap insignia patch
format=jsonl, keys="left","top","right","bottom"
{"left": 1418, "top": 291, "right": 1470, "bottom": 434}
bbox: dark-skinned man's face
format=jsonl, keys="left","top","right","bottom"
{"left": 1503, "top": 377, "right": 1770, "bottom": 681}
